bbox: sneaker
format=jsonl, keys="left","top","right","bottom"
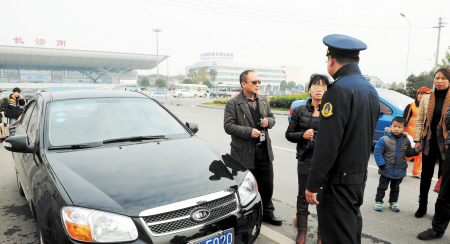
{"left": 418, "top": 228, "right": 443, "bottom": 240}
{"left": 374, "top": 202, "right": 382, "bottom": 211}
{"left": 390, "top": 202, "right": 400, "bottom": 212}
{"left": 413, "top": 174, "right": 421, "bottom": 179}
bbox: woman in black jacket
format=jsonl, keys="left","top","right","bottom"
{"left": 286, "top": 74, "right": 330, "bottom": 244}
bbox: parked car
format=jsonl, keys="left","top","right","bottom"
{"left": 172, "top": 89, "right": 197, "bottom": 98}
{"left": 210, "top": 89, "right": 232, "bottom": 98}
{"left": 288, "top": 88, "right": 414, "bottom": 144}
{"left": 3, "top": 90, "right": 262, "bottom": 244}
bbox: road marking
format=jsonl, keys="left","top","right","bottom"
{"left": 172, "top": 112, "right": 201, "bottom": 116}
{"left": 272, "top": 146, "right": 438, "bottom": 181}
{"left": 260, "top": 225, "right": 295, "bottom": 243}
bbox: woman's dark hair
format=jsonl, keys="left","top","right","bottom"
{"left": 435, "top": 68, "right": 450, "bottom": 81}
{"left": 308, "top": 74, "right": 330, "bottom": 90}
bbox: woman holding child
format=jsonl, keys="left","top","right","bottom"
{"left": 414, "top": 68, "right": 450, "bottom": 219}
{"left": 285, "top": 74, "right": 329, "bottom": 244}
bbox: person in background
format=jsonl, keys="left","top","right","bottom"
{"left": 403, "top": 87, "right": 431, "bottom": 178}
{"left": 413, "top": 68, "right": 450, "bottom": 218}
{"left": 1, "top": 87, "right": 25, "bottom": 126}
{"left": 418, "top": 88, "right": 450, "bottom": 240}
{"left": 374, "top": 117, "right": 418, "bottom": 212}
{"left": 285, "top": 74, "right": 330, "bottom": 244}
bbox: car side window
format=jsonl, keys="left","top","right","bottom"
{"left": 380, "top": 101, "right": 393, "bottom": 115}
{"left": 20, "top": 101, "right": 36, "bottom": 129}
{"left": 26, "top": 105, "right": 39, "bottom": 143}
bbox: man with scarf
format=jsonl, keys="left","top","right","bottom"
{"left": 1, "top": 87, "right": 25, "bottom": 127}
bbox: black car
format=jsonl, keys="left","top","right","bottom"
{"left": 3, "top": 90, "right": 262, "bottom": 244}
{"left": 210, "top": 89, "right": 231, "bottom": 98}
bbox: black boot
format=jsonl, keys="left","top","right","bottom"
{"left": 415, "top": 196, "right": 427, "bottom": 218}
{"left": 293, "top": 215, "right": 308, "bottom": 244}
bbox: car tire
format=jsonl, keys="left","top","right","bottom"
{"left": 35, "top": 217, "right": 45, "bottom": 244}
{"left": 16, "top": 167, "right": 25, "bottom": 196}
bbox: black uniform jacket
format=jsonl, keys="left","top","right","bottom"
{"left": 307, "top": 64, "right": 380, "bottom": 193}
{"left": 1, "top": 94, "right": 25, "bottom": 119}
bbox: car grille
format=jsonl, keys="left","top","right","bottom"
{"left": 142, "top": 193, "right": 238, "bottom": 235}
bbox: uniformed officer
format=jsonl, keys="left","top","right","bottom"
{"left": 305, "top": 34, "right": 380, "bottom": 244}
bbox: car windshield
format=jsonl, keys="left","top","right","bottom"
{"left": 377, "top": 89, "right": 414, "bottom": 110}
{"left": 46, "top": 98, "right": 189, "bottom": 147}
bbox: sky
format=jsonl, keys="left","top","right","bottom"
{"left": 2, "top": 0, "right": 450, "bottom": 86}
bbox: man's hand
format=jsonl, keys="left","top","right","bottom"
{"left": 415, "top": 142, "right": 422, "bottom": 153}
{"left": 260, "top": 118, "right": 269, "bottom": 127}
{"left": 302, "top": 129, "right": 314, "bottom": 140}
{"left": 251, "top": 129, "right": 262, "bottom": 138}
{"left": 305, "top": 189, "right": 319, "bottom": 205}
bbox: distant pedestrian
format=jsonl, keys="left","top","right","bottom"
{"left": 373, "top": 117, "right": 418, "bottom": 212}
{"left": 413, "top": 68, "right": 450, "bottom": 218}
{"left": 403, "top": 87, "right": 431, "bottom": 179}
{"left": 1, "top": 87, "right": 25, "bottom": 126}
{"left": 305, "top": 34, "right": 379, "bottom": 244}
{"left": 224, "top": 70, "right": 282, "bottom": 226}
{"left": 285, "top": 74, "right": 330, "bottom": 244}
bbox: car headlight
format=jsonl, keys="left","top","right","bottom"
{"left": 238, "top": 171, "right": 258, "bottom": 207}
{"left": 61, "top": 206, "right": 138, "bottom": 243}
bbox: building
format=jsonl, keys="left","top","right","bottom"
{"left": 0, "top": 45, "right": 167, "bottom": 90}
{"left": 185, "top": 60, "right": 302, "bottom": 91}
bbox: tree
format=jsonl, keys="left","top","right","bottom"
{"left": 197, "top": 67, "right": 209, "bottom": 84}
{"left": 439, "top": 47, "right": 450, "bottom": 69}
{"left": 390, "top": 81, "right": 397, "bottom": 89}
{"left": 189, "top": 70, "right": 197, "bottom": 84}
{"left": 177, "top": 75, "right": 185, "bottom": 84}
{"left": 155, "top": 79, "right": 166, "bottom": 88}
{"left": 406, "top": 70, "right": 434, "bottom": 90}
{"left": 203, "top": 80, "right": 212, "bottom": 88}
{"left": 398, "top": 82, "right": 405, "bottom": 90}
{"left": 305, "top": 82, "right": 310, "bottom": 92}
{"left": 183, "top": 79, "right": 193, "bottom": 84}
{"left": 280, "top": 80, "right": 287, "bottom": 91}
{"left": 287, "top": 81, "right": 297, "bottom": 89}
{"left": 140, "top": 77, "right": 150, "bottom": 88}
{"left": 209, "top": 69, "right": 217, "bottom": 86}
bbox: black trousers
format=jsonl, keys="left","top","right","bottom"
{"left": 297, "top": 160, "right": 310, "bottom": 216}
{"left": 420, "top": 139, "right": 443, "bottom": 202}
{"left": 375, "top": 175, "right": 403, "bottom": 203}
{"left": 432, "top": 146, "right": 450, "bottom": 234}
{"left": 250, "top": 149, "right": 275, "bottom": 217}
{"left": 317, "top": 183, "right": 365, "bottom": 244}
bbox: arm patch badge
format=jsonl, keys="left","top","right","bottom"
{"left": 321, "top": 102, "right": 334, "bottom": 118}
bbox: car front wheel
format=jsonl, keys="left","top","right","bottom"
{"left": 16, "top": 167, "right": 25, "bottom": 196}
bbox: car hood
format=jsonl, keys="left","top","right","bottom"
{"left": 46, "top": 137, "right": 247, "bottom": 217}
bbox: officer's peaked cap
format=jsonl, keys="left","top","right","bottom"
{"left": 323, "top": 34, "right": 367, "bottom": 58}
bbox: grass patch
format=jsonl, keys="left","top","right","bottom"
{"left": 270, "top": 107, "right": 290, "bottom": 112}
{"left": 201, "top": 102, "right": 226, "bottom": 107}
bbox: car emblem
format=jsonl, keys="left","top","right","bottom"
{"left": 190, "top": 208, "right": 210, "bottom": 222}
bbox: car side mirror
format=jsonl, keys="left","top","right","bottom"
{"left": 3, "top": 135, "right": 35, "bottom": 153}
{"left": 379, "top": 110, "right": 384, "bottom": 116}
{"left": 186, "top": 122, "right": 199, "bottom": 134}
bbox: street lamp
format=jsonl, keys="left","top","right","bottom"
{"left": 153, "top": 29, "right": 162, "bottom": 80}
{"left": 400, "top": 13, "right": 410, "bottom": 90}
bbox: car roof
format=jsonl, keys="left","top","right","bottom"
{"left": 41, "top": 90, "right": 148, "bottom": 101}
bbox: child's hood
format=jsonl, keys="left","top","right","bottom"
{"left": 384, "top": 127, "right": 409, "bottom": 138}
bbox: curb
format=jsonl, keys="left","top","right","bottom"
{"left": 194, "top": 104, "right": 290, "bottom": 116}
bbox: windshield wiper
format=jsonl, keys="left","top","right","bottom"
{"left": 103, "top": 135, "right": 166, "bottom": 144}
{"left": 48, "top": 142, "right": 103, "bottom": 150}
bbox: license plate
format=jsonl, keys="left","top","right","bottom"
{"left": 188, "top": 228, "right": 234, "bottom": 244}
